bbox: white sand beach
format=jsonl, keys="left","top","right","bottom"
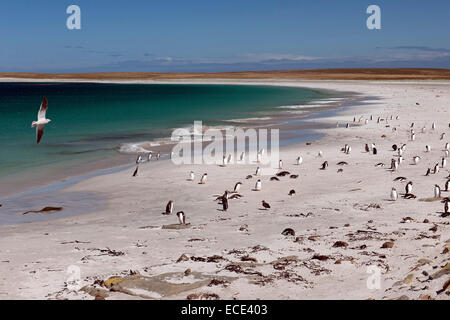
{"left": 0, "top": 80, "right": 449, "bottom": 300}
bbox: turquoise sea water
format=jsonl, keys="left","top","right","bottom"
{"left": 0, "top": 82, "right": 336, "bottom": 193}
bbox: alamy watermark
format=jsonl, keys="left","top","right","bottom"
{"left": 170, "top": 121, "right": 280, "bottom": 175}
{"left": 66, "top": 5, "right": 81, "bottom": 30}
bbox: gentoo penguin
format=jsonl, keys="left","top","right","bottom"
{"left": 345, "top": 146, "right": 352, "bottom": 154}
{"left": 442, "top": 157, "right": 447, "bottom": 168}
{"left": 365, "top": 144, "right": 370, "bottom": 152}
{"left": 296, "top": 156, "right": 303, "bottom": 165}
{"left": 446, "top": 150, "right": 450, "bottom": 159}
{"left": 426, "top": 145, "right": 431, "bottom": 152}
{"left": 413, "top": 156, "right": 421, "bottom": 165}
{"left": 259, "top": 148, "right": 265, "bottom": 156}
{"left": 444, "top": 200, "right": 449, "bottom": 215}
{"left": 432, "top": 122, "right": 436, "bottom": 130}
{"left": 170, "top": 151, "right": 174, "bottom": 159}
{"left": 136, "top": 155, "right": 142, "bottom": 164}
{"left": 392, "top": 144, "right": 398, "bottom": 151}
{"left": 320, "top": 161, "right": 328, "bottom": 170}
{"left": 353, "top": 117, "right": 356, "bottom": 122}
{"left": 405, "top": 181, "right": 413, "bottom": 195}
{"left": 255, "top": 167, "right": 261, "bottom": 176}
{"left": 398, "top": 156, "right": 404, "bottom": 165}
{"left": 261, "top": 200, "right": 270, "bottom": 210}
{"left": 391, "top": 187, "right": 398, "bottom": 201}
{"left": 434, "top": 184, "right": 441, "bottom": 198}
{"left": 200, "top": 173, "right": 207, "bottom": 184}
{"left": 289, "top": 189, "right": 296, "bottom": 196}
{"left": 227, "top": 153, "right": 232, "bottom": 164}
{"left": 410, "top": 122, "right": 415, "bottom": 128}
{"left": 365, "top": 119, "right": 369, "bottom": 125}
{"left": 440, "top": 133, "right": 446, "bottom": 140}
{"left": 370, "top": 115, "right": 373, "bottom": 121}
{"left": 398, "top": 148, "right": 403, "bottom": 156}
{"left": 254, "top": 179, "right": 262, "bottom": 191}
{"left": 346, "top": 123, "right": 349, "bottom": 128}
{"left": 222, "top": 155, "right": 228, "bottom": 167}
{"left": 132, "top": 165, "right": 139, "bottom": 177}
{"left": 234, "top": 182, "right": 242, "bottom": 192}
{"left": 279, "top": 159, "right": 283, "bottom": 169}
{"left": 445, "top": 143, "right": 450, "bottom": 151}
{"left": 222, "top": 196, "right": 229, "bottom": 212}
{"left": 377, "top": 117, "right": 381, "bottom": 124}
{"left": 165, "top": 201, "right": 174, "bottom": 215}
{"left": 391, "top": 159, "right": 398, "bottom": 171}
{"left": 156, "top": 152, "right": 160, "bottom": 160}
{"left": 372, "top": 147, "right": 377, "bottom": 155}
{"left": 176, "top": 211, "right": 186, "bottom": 224}
{"left": 425, "top": 168, "right": 431, "bottom": 176}
{"left": 433, "top": 163, "right": 440, "bottom": 174}
{"left": 318, "top": 150, "right": 324, "bottom": 157}
{"left": 239, "top": 152, "right": 245, "bottom": 162}
{"left": 444, "top": 179, "right": 450, "bottom": 191}
{"left": 147, "top": 152, "right": 153, "bottom": 162}
{"left": 421, "top": 126, "right": 426, "bottom": 133}
{"left": 411, "top": 133, "right": 416, "bottom": 141}
{"left": 256, "top": 152, "right": 261, "bottom": 163}
{"left": 188, "top": 171, "right": 195, "bottom": 181}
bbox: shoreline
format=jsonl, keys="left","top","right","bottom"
{"left": 0, "top": 79, "right": 449, "bottom": 300}
{"left": 0, "top": 81, "right": 355, "bottom": 199}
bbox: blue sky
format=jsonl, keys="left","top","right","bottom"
{"left": 0, "top": 0, "right": 449, "bottom": 72}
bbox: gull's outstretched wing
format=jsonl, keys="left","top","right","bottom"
{"left": 38, "top": 96, "right": 48, "bottom": 120}
{"left": 36, "top": 124, "right": 45, "bottom": 143}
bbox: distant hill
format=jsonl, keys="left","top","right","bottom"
{"left": 1, "top": 68, "right": 450, "bottom": 81}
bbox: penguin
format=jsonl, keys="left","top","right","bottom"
{"left": 259, "top": 148, "right": 265, "bottom": 156}
{"left": 254, "top": 179, "right": 262, "bottom": 191}
{"left": 411, "top": 133, "right": 416, "bottom": 141}
{"left": 156, "top": 151, "right": 160, "bottom": 160}
{"left": 222, "top": 155, "right": 228, "bottom": 167}
{"left": 289, "top": 189, "right": 296, "bottom": 196}
{"left": 170, "top": 151, "right": 174, "bottom": 159}
{"left": 200, "top": 173, "right": 207, "bottom": 184}
{"left": 256, "top": 153, "right": 261, "bottom": 163}
{"left": 346, "top": 146, "right": 352, "bottom": 155}
{"left": 296, "top": 156, "right": 303, "bottom": 165}
{"left": 222, "top": 196, "right": 229, "bottom": 212}
{"left": 188, "top": 171, "right": 195, "bottom": 181}
{"left": 425, "top": 168, "right": 431, "bottom": 176}
{"left": 442, "top": 157, "right": 447, "bottom": 168}
{"left": 398, "top": 156, "right": 404, "bottom": 165}
{"left": 405, "top": 181, "right": 413, "bottom": 196}
{"left": 255, "top": 167, "right": 261, "bottom": 176}
{"left": 234, "top": 182, "right": 242, "bottom": 192}
{"left": 445, "top": 150, "right": 449, "bottom": 158}
{"left": 373, "top": 147, "right": 377, "bottom": 155}
{"left": 176, "top": 211, "right": 186, "bottom": 224}
{"left": 346, "top": 123, "right": 350, "bottom": 128}
{"left": 370, "top": 115, "right": 373, "bottom": 121}
{"left": 279, "top": 159, "right": 283, "bottom": 169}
{"left": 432, "top": 122, "right": 436, "bottom": 130}
{"left": 413, "top": 156, "right": 421, "bottom": 165}
{"left": 444, "top": 179, "right": 450, "bottom": 191}
{"left": 398, "top": 148, "right": 403, "bottom": 156}
{"left": 392, "top": 144, "right": 398, "bottom": 151}
{"left": 365, "top": 119, "right": 369, "bottom": 125}
{"left": 377, "top": 117, "right": 381, "bottom": 124}
{"left": 433, "top": 163, "right": 440, "bottom": 174}
{"left": 410, "top": 122, "right": 415, "bottom": 128}
{"left": 147, "top": 152, "right": 153, "bottom": 162}
{"left": 445, "top": 143, "right": 450, "bottom": 151}
{"left": 318, "top": 150, "right": 324, "bottom": 157}
{"left": 136, "top": 155, "right": 142, "bottom": 164}
{"left": 320, "top": 161, "right": 328, "bottom": 170}
{"left": 239, "top": 152, "right": 245, "bottom": 162}
{"left": 391, "top": 187, "right": 398, "bottom": 201}
{"left": 165, "top": 200, "right": 174, "bottom": 215}
{"left": 421, "top": 126, "right": 426, "bottom": 133}
{"left": 261, "top": 200, "right": 271, "bottom": 210}
{"left": 365, "top": 144, "right": 370, "bottom": 152}
{"left": 132, "top": 165, "right": 139, "bottom": 177}
{"left": 444, "top": 200, "right": 449, "bottom": 215}
{"left": 391, "top": 159, "right": 398, "bottom": 171}
{"left": 440, "top": 133, "right": 446, "bottom": 140}
{"left": 227, "top": 153, "right": 232, "bottom": 164}
{"left": 434, "top": 184, "right": 441, "bottom": 198}
{"left": 426, "top": 145, "right": 431, "bottom": 152}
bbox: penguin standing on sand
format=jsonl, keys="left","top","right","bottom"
{"left": 441, "top": 157, "right": 447, "bottom": 168}
{"left": 255, "top": 167, "right": 261, "bottom": 176}
{"left": 296, "top": 156, "right": 303, "bottom": 165}
{"left": 433, "top": 163, "right": 440, "bottom": 174}
{"left": 445, "top": 179, "right": 450, "bottom": 191}
{"left": 405, "top": 181, "right": 413, "bottom": 196}
{"left": 165, "top": 200, "right": 174, "bottom": 215}
{"left": 132, "top": 165, "right": 139, "bottom": 177}
{"left": 200, "top": 173, "right": 207, "bottom": 184}
{"left": 222, "top": 195, "right": 229, "bottom": 212}
{"left": 255, "top": 179, "right": 262, "bottom": 191}
{"left": 320, "top": 161, "right": 328, "bottom": 170}
{"left": 434, "top": 184, "right": 441, "bottom": 198}
{"left": 391, "top": 187, "right": 398, "bottom": 201}
{"left": 234, "top": 182, "right": 242, "bottom": 192}
{"left": 188, "top": 171, "right": 195, "bottom": 181}
{"left": 176, "top": 211, "right": 186, "bottom": 224}
{"left": 136, "top": 155, "right": 142, "bottom": 164}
